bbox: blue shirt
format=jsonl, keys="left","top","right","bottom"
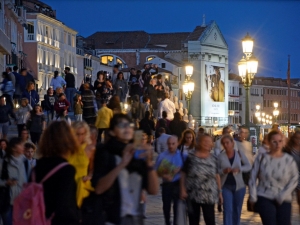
{"left": 50, "top": 76, "right": 67, "bottom": 90}
{"left": 155, "top": 150, "right": 187, "bottom": 182}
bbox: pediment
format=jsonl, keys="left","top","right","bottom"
{"left": 200, "top": 21, "right": 228, "bottom": 49}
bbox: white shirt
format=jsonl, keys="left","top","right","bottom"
{"left": 159, "top": 98, "right": 176, "bottom": 120}
{"left": 236, "top": 140, "right": 254, "bottom": 165}
{"left": 156, "top": 133, "right": 171, "bottom": 154}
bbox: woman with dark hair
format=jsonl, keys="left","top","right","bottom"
{"left": 169, "top": 112, "right": 187, "bottom": 138}
{"left": 22, "top": 81, "right": 39, "bottom": 108}
{"left": 34, "top": 121, "right": 80, "bottom": 225}
{"left": 139, "top": 111, "right": 155, "bottom": 139}
{"left": 179, "top": 129, "right": 196, "bottom": 154}
{"left": 81, "top": 83, "right": 97, "bottom": 125}
{"left": 94, "top": 71, "right": 106, "bottom": 95}
{"left": 0, "top": 137, "right": 27, "bottom": 225}
{"left": 285, "top": 131, "right": 300, "bottom": 214}
{"left": 27, "top": 104, "right": 46, "bottom": 145}
{"left": 102, "top": 80, "right": 114, "bottom": 102}
{"left": 107, "top": 95, "right": 122, "bottom": 114}
{"left": 249, "top": 130, "right": 298, "bottom": 225}
{"left": 114, "top": 72, "right": 128, "bottom": 103}
{"left": 50, "top": 71, "right": 66, "bottom": 91}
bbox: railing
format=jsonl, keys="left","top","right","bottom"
{"left": 27, "top": 34, "right": 34, "bottom": 41}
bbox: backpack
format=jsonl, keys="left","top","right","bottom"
{"left": 13, "top": 162, "right": 69, "bottom": 225}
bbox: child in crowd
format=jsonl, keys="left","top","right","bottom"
{"left": 56, "top": 110, "right": 71, "bottom": 125}
{"left": 74, "top": 94, "right": 83, "bottom": 121}
{"left": 15, "top": 98, "right": 32, "bottom": 137}
{"left": 54, "top": 93, "right": 70, "bottom": 116}
{"left": 24, "top": 142, "right": 37, "bottom": 177}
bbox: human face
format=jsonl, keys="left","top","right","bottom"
{"left": 131, "top": 69, "right": 136, "bottom": 75}
{"left": 21, "top": 70, "right": 27, "bottom": 76}
{"left": 142, "top": 134, "right": 148, "bottom": 145}
{"left": 12, "top": 144, "right": 24, "bottom": 157}
{"left": 239, "top": 128, "right": 249, "bottom": 140}
{"left": 59, "top": 95, "right": 66, "bottom": 101}
{"left": 0, "top": 97, "right": 5, "bottom": 106}
{"left": 21, "top": 100, "right": 27, "bottom": 107}
{"left": 24, "top": 148, "right": 34, "bottom": 160}
{"left": 167, "top": 136, "right": 178, "bottom": 153}
{"left": 0, "top": 141, "right": 7, "bottom": 150}
{"left": 269, "top": 134, "right": 284, "bottom": 153}
{"left": 76, "top": 127, "right": 87, "bottom": 145}
{"left": 198, "top": 136, "right": 213, "bottom": 152}
{"left": 49, "top": 89, "right": 54, "bottom": 95}
{"left": 35, "top": 106, "right": 41, "bottom": 113}
{"left": 184, "top": 133, "right": 193, "bottom": 146}
{"left": 222, "top": 138, "right": 234, "bottom": 152}
{"left": 111, "top": 119, "right": 134, "bottom": 143}
{"left": 21, "top": 130, "right": 29, "bottom": 141}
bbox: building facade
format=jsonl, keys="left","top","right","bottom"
{"left": 228, "top": 74, "right": 240, "bottom": 125}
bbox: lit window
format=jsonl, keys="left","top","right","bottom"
{"left": 147, "top": 57, "right": 153, "bottom": 61}
{"left": 116, "top": 58, "right": 123, "bottom": 65}
{"left": 101, "top": 55, "right": 114, "bottom": 65}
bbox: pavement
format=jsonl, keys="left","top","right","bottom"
{"left": 6, "top": 123, "right": 300, "bottom": 225}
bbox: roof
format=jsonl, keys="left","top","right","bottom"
{"left": 85, "top": 31, "right": 190, "bottom": 50}
{"left": 185, "top": 26, "right": 207, "bottom": 41}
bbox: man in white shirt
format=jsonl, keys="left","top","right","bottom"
{"left": 156, "top": 127, "right": 171, "bottom": 154}
{"left": 158, "top": 92, "right": 176, "bottom": 120}
{"left": 236, "top": 126, "right": 254, "bottom": 165}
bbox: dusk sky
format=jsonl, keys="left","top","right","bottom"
{"left": 44, "top": 0, "right": 300, "bottom": 79}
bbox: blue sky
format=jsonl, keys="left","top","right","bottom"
{"left": 44, "top": 0, "right": 300, "bottom": 79}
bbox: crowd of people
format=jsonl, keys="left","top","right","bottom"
{"left": 0, "top": 64, "right": 299, "bottom": 225}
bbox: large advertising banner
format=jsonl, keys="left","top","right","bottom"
{"left": 203, "top": 63, "right": 226, "bottom": 117}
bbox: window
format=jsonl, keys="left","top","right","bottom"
{"left": 239, "top": 88, "right": 242, "bottom": 96}
{"left": 116, "top": 58, "right": 123, "bottom": 66}
{"left": 146, "top": 56, "right": 156, "bottom": 61}
{"left": 101, "top": 55, "right": 113, "bottom": 65}
{"left": 64, "top": 32, "right": 67, "bottom": 44}
{"left": 68, "top": 34, "right": 71, "bottom": 46}
{"left": 239, "top": 103, "right": 242, "bottom": 111}
{"left": 45, "top": 26, "right": 49, "bottom": 37}
{"left": 28, "top": 22, "right": 34, "bottom": 34}
{"left": 162, "top": 63, "right": 166, "bottom": 68}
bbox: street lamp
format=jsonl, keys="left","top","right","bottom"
{"left": 183, "top": 65, "right": 194, "bottom": 112}
{"left": 238, "top": 33, "right": 258, "bottom": 127}
{"left": 273, "top": 102, "right": 279, "bottom": 124}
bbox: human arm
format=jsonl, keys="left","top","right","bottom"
{"left": 144, "top": 146, "right": 159, "bottom": 195}
{"left": 248, "top": 154, "right": 262, "bottom": 203}
{"left": 238, "top": 149, "right": 251, "bottom": 172}
{"left": 216, "top": 174, "right": 223, "bottom": 204}
{"left": 42, "top": 115, "right": 46, "bottom": 131}
{"left": 180, "top": 172, "right": 188, "bottom": 199}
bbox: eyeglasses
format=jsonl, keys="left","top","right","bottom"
{"left": 116, "top": 122, "right": 134, "bottom": 129}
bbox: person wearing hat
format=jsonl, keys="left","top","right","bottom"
{"left": 95, "top": 99, "right": 113, "bottom": 143}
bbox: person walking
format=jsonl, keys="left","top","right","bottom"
{"left": 249, "top": 130, "right": 299, "bottom": 225}
{"left": 158, "top": 92, "right": 176, "bottom": 120}
{"left": 24, "top": 142, "right": 37, "bottom": 179}
{"left": 178, "top": 129, "right": 196, "bottom": 154}
{"left": 15, "top": 98, "right": 32, "bottom": 137}
{"left": 81, "top": 83, "right": 97, "bottom": 125}
{"left": 139, "top": 111, "right": 155, "bottom": 141}
{"left": 22, "top": 81, "right": 39, "bottom": 108}
{"left": 169, "top": 112, "right": 187, "bottom": 139}
{"left": 44, "top": 87, "right": 56, "bottom": 122}
{"left": 64, "top": 67, "right": 76, "bottom": 112}
{"left": 0, "top": 137, "right": 27, "bottom": 225}
{"left": 95, "top": 99, "right": 113, "bottom": 143}
{"left": 92, "top": 114, "right": 159, "bottom": 225}
{"left": 180, "top": 134, "right": 222, "bottom": 225}
{"left": 218, "top": 134, "right": 251, "bottom": 225}
{"left": 156, "top": 127, "right": 171, "bottom": 154}
{"left": 0, "top": 96, "right": 17, "bottom": 139}
{"left": 94, "top": 71, "right": 106, "bottom": 96}
{"left": 34, "top": 121, "right": 80, "bottom": 225}
{"left": 1, "top": 72, "right": 15, "bottom": 110}
{"left": 147, "top": 79, "right": 158, "bottom": 117}
{"left": 27, "top": 105, "right": 46, "bottom": 145}
{"left": 155, "top": 135, "right": 187, "bottom": 225}
{"left": 50, "top": 71, "right": 66, "bottom": 92}
{"left": 73, "top": 94, "right": 83, "bottom": 121}
{"left": 114, "top": 72, "right": 128, "bottom": 103}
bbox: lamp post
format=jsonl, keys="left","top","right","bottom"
{"left": 238, "top": 33, "right": 258, "bottom": 127}
{"left": 273, "top": 102, "right": 279, "bottom": 124}
{"left": 183, "top": 65, "right": 194, "bottom": 113}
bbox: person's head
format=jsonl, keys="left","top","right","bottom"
{"left": 164, "top": 92, "right": 169, "bottom": 99}
{"left": 221, "top": 134, "right": 235, "bottom": 153}
{"left": 89, "top": 125, "right": 98, "bottom": 146}
{"left": 196, "top": 133, "right": 213, "bottom": 152}
{"left": 198, "top": 127, "right": 205, "bottom": 135}
{"left": 100, "top": 99, "right": 107, "bottom": 107}
{"left": 48, "top": 87, "right": 54, "bottom": 95}
{"left": 109, "top": 114, "right": 134, "bottom": 143}
{"left": 39, "top": 121, "right": 79, "bottom": 158}
{"left": 158, "top": 127, "right": 166, "bottom": 135}
{"left": 21, "top": 129, "right": 29, "bottom": 141}
{"left": 20, "top": 68, "right": 27, "bottom": 76}
{"left": 2, "top": 71, "right": 8, "bottom": 79}
{"left": 271, "top": 124, "right": 280, "bottom": 131}
{"left": 162, "top": 111, "right": 167, "bottom": 119}
{"left": 157, "top": 74, "right": 162, "bottom": 81}
{"left": 107, "top": 95, "right": 121, "bottom": 111}
{"left": 24, "top": 142, "right": 36, "bottom": 160}
{"left": 6, "top": 67, "right": 12, "bottom": 73}
{"left": 144, "top": 111, "right": 151, "bottom": 119}
{"left": 173, "top": 112, "right": 182, "bottom": 121}
{"left": 180, "top": 129, "right": 196, "bottom": 149}
{"left": 239, "top": 126, "right": 249, "bottom": 141}
{"left": 144, "top": 64, "right": 150, "bottom": 69}
{"left": 113, "top": 65, "right": 119, "bottom": 74}
{"left": 167, "top": 136, "right": 179, "bottom": 153}
{"left": 130, "top": 67, "right": 136, "bottom": 75}
{"left": 144, "top": 96, "right": 150, "bottom": 103}
{"left": 150, "top": 78, "right": 156, "bottom": 86}
{"left": 97, "top": 71, "right": 104, "bottom": 80}
{"left": 20, "top": 98, "right": 29, "bottom": 107}
{"left": 64, "top": 67, "right": 70, "bottom": 74}
{"left": 268, "top": 130, "right": 284, "bottom": 154}
{"left": 26, "top": 81, "right": 35, "bottom": 91}
{"left": 83, "top": 82, "right": 90, "bottom": 90}
{"left": 137, "top": 70, "right": 142, "bottom": 75}
{"left": 0, "top": 139, "right": 8, "bottom": 150}
{"left": 288, "top": 131, "right": 300, "bottom": 148}
{"left": 74, "top": 94, "right": 81, "bottom": 102}
{"left": 56, "top": 87, "right": 63, "bottom": 95}
{"left": 6, "top": 137, "right": 24, "bottom": 158}
{"left": 117, "top": 72, "right": 124, "bottom": 80}
{"left": 72, "top": 121, "right": 91, "bottom": 145}
{"left": 58, "top": 93, "right": 66, "bottom": 101}
{"left": 0, "top": 95, "right": 6, "bottom": 106}
{"left": 54, "top": 70, "right": 59, "bottom": 78}
{"left": 222, "top": 126, "right": 232, "bottom": 135}
{"left": 33, "top": 104, "right": 42, "bottom": 114}
{"left": 13, "top": 66, "right": 18, "bottom": 72}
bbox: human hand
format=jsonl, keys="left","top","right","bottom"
{"left": 232, "top": 168, "right": 240, "bottom": 174}
{"left": 82, "top": 175, "right": 92, "bottom": 182}
{"left": 223, "top": 168, "right": 232, "bottom": 174}
{"left": 162, "top": 174, "right": 173, "bottom": 182}
{"left": 219, "top": 193, "right": 223, "bottom": 205}
{"left": 180, "top": 189, "right": 188, "bottom": 200}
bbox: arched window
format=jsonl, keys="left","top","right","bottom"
{"left": 146, "top": 55, "right": 157, "bottom": 62}
{"left": 100, "top": 54, "right": 126, "bottom": 68}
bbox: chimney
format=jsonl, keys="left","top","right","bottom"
{"left": 201, "top": 14, "right": 206, "bottom": 27}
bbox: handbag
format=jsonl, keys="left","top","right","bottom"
{"left": 247, "top": 154, "right": 265, "bottom": 212}
{"left": 0, "top": 160, "right": 11, "bottom": 213}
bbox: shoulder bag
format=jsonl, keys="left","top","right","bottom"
{"left": 0, "top": 160, "right": 11, "bottom": 213}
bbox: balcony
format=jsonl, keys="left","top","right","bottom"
{"left": 27, "top": 33, "right": 35, "bottom": 41}
{"left": 0, "top": 29, "right": 12, "bottom": 54}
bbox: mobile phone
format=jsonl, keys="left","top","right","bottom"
{"left": 134, "top": 149, "right": 146, "bottom": 160}
{"left": 133, "top": 130, "right": 143, "bottom": 149}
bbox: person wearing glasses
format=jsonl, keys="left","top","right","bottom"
{"left": 92, "top": 114, "right": 159, "bottom": 225}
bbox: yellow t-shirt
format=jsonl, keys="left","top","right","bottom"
{"left": 95, "top": 106, "right": 113, "bottom": 129}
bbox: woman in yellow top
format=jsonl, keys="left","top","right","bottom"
{"left": 68, "top": 121, "right": 95, "bottom": 207}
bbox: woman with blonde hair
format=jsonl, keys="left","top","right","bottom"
{"left": 69, "top": 121, "right": 95, "bottom": 208}
{"left": 179, "top": 129, "right": 196, "bottom": 154}
{"left": 34, "top": 121, "right": 80, "bottom": 224}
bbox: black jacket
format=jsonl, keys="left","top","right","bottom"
{"left": 34, "top": 157, "right": 79, "bottom": 225}
{"left": 0, "top": 104, "right": 16, "bottom": 123}
{"left": 147, "top": 85, "right": 158, "bottom": 110}
{"left": 43, "top": 94, "right": 55, "bottom": 111}
{"left": 65, "top": 73, "right": 75, "bottom": 88}
{"left": 169, "top": 120, "right": 187, "bottom": 138}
